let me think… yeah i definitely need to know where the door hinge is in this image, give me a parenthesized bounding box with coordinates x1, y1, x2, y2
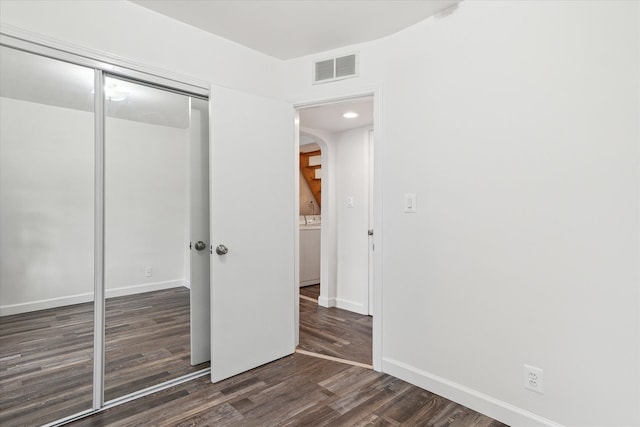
(368, 229, 374, 236)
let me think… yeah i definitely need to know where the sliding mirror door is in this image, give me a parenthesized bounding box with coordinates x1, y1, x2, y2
(0, 46, 96, 425)
(103, 76, 209, 401)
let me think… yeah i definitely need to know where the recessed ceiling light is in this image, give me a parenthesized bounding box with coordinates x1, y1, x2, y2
(104, 84, 128, 102)
(343, 112, 358, 119)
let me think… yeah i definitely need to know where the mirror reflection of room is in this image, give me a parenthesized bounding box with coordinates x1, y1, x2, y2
(0, 46, 210, 426)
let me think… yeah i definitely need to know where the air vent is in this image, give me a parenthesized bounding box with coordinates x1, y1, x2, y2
(315, 59, 335, 82)
(313, 53, 358, 84)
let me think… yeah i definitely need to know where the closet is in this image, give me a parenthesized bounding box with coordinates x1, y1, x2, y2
(0, 39, 210, 426)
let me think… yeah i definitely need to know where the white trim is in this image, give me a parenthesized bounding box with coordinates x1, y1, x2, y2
(93, 69, 106, 409)
(294, 109, 301, 348)
(299, 295, 317, 304)
(299, 279, 320, 287)
(0, 280, 187, 316)
(369, 87, 383, 372)
(295, 349, 372, 369)
(382, 358, 565, 427)
(42, 368, 211, 427)
(106, 280, 187, 299)
(317, 295, 336, 308)
(335, 298, 367, 315)
(0, 24, 209, 97)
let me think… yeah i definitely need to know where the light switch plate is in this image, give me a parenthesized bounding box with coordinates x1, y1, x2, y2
(404, 193, 416, 213)
(347, 196, 354, 208)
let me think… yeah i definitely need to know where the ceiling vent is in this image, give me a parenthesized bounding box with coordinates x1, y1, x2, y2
(313, 53, 358, 84)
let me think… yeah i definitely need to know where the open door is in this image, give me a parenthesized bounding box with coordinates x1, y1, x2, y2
(190, 98, 211, 365)
(209, 86, 295, 382)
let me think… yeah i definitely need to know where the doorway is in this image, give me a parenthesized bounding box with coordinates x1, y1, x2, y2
(295, 96, 375, 367)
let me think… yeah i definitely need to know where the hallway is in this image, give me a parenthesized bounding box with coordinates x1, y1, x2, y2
(298, 285, 372, 366)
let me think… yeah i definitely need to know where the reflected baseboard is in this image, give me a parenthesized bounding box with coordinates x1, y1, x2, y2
(0, 280, 187, 316)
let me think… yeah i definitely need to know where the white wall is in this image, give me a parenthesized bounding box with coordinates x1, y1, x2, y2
(287, 2, 640, 426)
(0, 97, 189, 315)
(104, 116, 188, 297)
(0, 97, 94, 313)
(0, 0, 284, 98)
(335, 126, 372, 314)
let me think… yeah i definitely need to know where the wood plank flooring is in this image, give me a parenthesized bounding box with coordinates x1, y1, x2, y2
(300, 284, 320, 300)
(104, 288, 208, 401)
(0, 287, 206, 426)
(69, 352, 508, 427)
(3, 285, 509, 427)
(0, 299, 95, 426)
(298, 285, 372, 365)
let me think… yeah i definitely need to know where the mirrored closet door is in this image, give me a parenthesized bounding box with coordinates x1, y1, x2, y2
(0, 41, 210, 427)
(103, 76, 210, 401)
(0, 46, 96, 426)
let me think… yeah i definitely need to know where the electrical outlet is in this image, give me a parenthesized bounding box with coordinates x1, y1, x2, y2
(144, 266, 152, 278)
(524, 364, 544, 394)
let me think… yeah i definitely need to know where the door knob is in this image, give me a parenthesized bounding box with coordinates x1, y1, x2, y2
(215, 244, 229, 255)
(194, 241, 206, 251)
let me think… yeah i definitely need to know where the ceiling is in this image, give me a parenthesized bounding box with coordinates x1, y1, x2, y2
(299, 97, 373, 134)
(130, 0, 460, 60)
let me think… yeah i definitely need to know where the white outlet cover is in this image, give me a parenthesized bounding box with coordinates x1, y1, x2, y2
(524, 364, 544, 394)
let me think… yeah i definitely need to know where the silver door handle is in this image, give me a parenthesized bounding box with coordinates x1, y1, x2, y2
(215, 245, 229, 255)
(194, 241, 207, 251)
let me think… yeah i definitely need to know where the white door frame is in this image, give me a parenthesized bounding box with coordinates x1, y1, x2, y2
(292, 88, 383, 371)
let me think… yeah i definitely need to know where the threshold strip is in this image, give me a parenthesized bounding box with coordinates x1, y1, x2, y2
(299, 295, 317, 303)
(295, 348, 373, 369)
(43, 368, 211, 427)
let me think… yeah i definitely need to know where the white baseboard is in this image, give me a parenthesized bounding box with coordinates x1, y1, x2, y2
(317, 295, 335, 308)
(0, 280, 186, 316)
(335, 297, 367, 315)
(106, 280, 186, 299)
(382, 358, 565, 427)
(299, 279, 320, 287)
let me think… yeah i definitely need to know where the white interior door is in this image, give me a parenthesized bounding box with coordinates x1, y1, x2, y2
(190, 98, 211, 365)
(209, 86, 295, 382)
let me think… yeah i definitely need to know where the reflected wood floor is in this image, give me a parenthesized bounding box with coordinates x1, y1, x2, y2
(298, 285, 372, 365)
(104, 288, 208, 401)
(0, 287, 206, 426)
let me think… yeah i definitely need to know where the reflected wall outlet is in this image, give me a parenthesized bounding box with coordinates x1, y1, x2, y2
(524, 364, 544, 394)
(144, 266, 152, 278)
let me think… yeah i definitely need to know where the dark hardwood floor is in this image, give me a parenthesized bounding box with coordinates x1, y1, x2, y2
(298, 284, 372, 365)
(69, 352, 508, 427)
(104, 288, 208, 401)
(0, 287, 207, 426)
(2, 285, 508, 427)
(300, 284, 320, 300)
(0, 299, 94, 426)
